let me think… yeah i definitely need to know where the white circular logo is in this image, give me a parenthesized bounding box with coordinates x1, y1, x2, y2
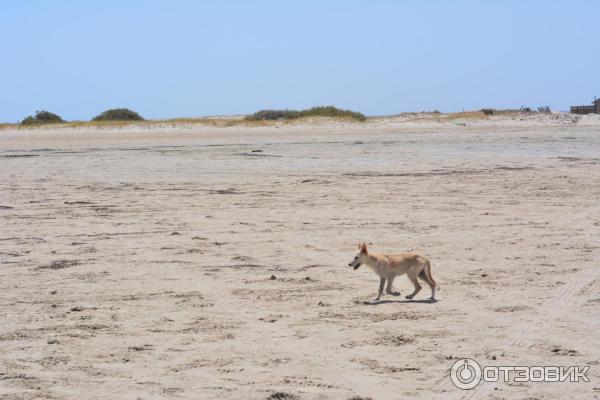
(450, 358, 482, 390)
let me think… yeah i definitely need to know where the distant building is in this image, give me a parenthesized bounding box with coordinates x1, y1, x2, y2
(570, 97, 599, 114)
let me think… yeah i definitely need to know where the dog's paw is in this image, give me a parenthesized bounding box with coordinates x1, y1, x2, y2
(387, 291, 401, 296)
(405, 294, 414, 300)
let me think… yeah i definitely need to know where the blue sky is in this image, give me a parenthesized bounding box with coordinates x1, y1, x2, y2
(1, 0, 598, 121)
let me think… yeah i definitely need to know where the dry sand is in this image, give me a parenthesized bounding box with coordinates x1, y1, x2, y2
(1, 113, 600, 399)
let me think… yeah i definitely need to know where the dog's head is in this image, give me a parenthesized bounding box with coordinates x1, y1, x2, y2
(348, 242, 368, 270)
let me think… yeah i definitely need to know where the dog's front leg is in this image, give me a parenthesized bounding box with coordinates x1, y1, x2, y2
(376, 276, 385, 301)
(386, 276, 400, 296)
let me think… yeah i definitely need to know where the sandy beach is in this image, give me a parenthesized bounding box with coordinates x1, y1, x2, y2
(1, 113, 599, 399)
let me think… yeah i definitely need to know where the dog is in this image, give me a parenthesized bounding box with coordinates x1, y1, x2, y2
(348, 242, 438, 301)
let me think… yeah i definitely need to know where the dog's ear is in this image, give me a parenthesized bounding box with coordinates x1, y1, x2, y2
(360, 242, 368, 254)
(357, 241, 362, 250)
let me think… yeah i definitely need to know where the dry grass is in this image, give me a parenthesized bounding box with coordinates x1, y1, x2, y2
(0, 119, 237, 130)
(0, 123, 19, 130)
(439, 111, 491, 120)
(391, 110, 543, 122)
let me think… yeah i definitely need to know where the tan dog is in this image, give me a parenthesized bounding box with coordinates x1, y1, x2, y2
(348, 242, 438, 301)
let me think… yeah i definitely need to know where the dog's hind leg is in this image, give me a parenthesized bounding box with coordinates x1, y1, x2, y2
(419, 261, 438, 300)
(405, 269, 422, 300)
(419, 269, 436, 300)
(385, 276, 400, 296)
(376, 276, 386, 301)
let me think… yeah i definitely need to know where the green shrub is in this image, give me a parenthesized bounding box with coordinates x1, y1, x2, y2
(246, 106, 366, 121)
(92, 108, 144, 121)
(301, 106, 366, 121)
(21, 116, 36, 125)
(246, 109, 302, 121)
(21, 110, 64, 125)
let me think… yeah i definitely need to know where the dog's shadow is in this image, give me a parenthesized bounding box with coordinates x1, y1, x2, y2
(362, 298, 438, 305)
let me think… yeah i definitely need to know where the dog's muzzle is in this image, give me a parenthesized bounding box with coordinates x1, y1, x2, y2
(349, 263, 361, 270)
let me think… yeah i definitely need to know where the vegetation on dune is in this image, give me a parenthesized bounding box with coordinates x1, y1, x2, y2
(301, 106, 366, 121)
(247, 109, 302, 121)
(92, 108, 144, 121)
(21, 110, 64, 125)
(246, 106, 366, 121)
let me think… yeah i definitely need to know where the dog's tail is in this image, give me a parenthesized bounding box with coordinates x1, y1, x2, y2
(419, 260, 439, 289)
